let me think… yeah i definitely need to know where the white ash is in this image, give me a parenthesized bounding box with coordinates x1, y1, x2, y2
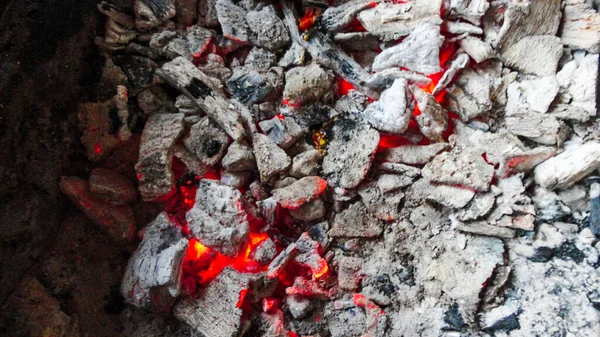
(556, 52, 599, 116)
(363, 78, 412, 134)
(506, 76, 560, 115)
(372, 22, 443, 75)
(502, 35, 563, 76)
(220, 170, 251, 190)
(319, 0, 383, 33)
(561, 1, 600, 53)
(289, 197, 326, 222)
(505, 112, 570, 146)
(432, 53, 469, 95)
(446, 68, 492, 121)
(408, 178, 476, 209)
(535, 142, 600, 190)
(286, 295, 313, 320)
(459, 36, 494, 64)
(381, 143, 449, 166)
(377, 173, 415, 194)
(271, 176, 326, 209)
(454, 191, 497, 222)
(442, 20, 483, 35)
(444, 0, 489, 26)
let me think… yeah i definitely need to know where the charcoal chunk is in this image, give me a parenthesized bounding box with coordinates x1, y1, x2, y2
(253, 133, 291, 182)
(246, 5, 290, 51)
(184, 117, 230, 166)
(227, 67, 274, 105)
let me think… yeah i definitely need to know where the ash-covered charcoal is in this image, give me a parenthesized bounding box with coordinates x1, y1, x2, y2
(496, 214, 535, 231)
(453, 219, 516, 239)
(149, 26, 213, 60)
(184, 116, 230, 166)
(253, 133, 292, 183)
(411, 85, 448, 143)
(502, 35, 563, 76)
(372, 22, 443, 75)
(135, 113, 185, 201)
(267, 243, 297, 279)
(556, 53, 599, 116)
(121, 212, 188, 309)
(245, 47, 276, 72)
(322, 119, 380, 189)
(134, 0, 176, 31)
(377, 173, 415, 193)
(422, 148, 494, 192)
(246, 5, 290, 51)
(455, 192, 497, 222)
(378, 162, 421, 178)
(329, 201, 383, 238)
(278, 42, 306, 68)
(60, 176, 136, 242)
(89, 168, 137, 206)
(381, 143, 449, 166)
(285, 276, 331, 299)
(174, 268, 249, 337)
(287, 104, 340, 128)
(318, 0, 382, 32)
(221, 141, 255, 172)
(157, 57, 247, 141)
(358, 181, 404, 221)
(505, 113, 569, 146)
(560, 1, 600, 53)
(198, 56, 234, 85)
(334, 32, 380, 52)
(282, 63, 335, 106)
(220, 170, 251, 189)
(446, 68, 492, 121)
(442, 20, 482, 35)
(534, 142, 600, 191)
(286, 295, 313, 319)
(337, 256, 363, 291)
(444, 0, 489, 25)
(368, 68, 433, 90)
(272, 176, 327, 209)
(459, 36, 494, 64)
(186, 180, 250, 256)
(290, 150, 323, 178)
(409, 178, 475, 209)
(215, 0, 251, 44)
(227, 67, 274, 105)
(506, 76, 560, 115)
(357, 1, 443, 42)
(326, 302, 367, 337)
(250, 238, 277, 265)
(258, 116, 303, 149)
(363, 78, 412, 134)
(589, 183, 600, 235)
(432, 53, 469, 96)
(289, 197, 326, 221)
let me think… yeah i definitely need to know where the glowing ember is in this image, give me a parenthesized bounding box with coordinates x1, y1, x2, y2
(298, 7, 320, 31)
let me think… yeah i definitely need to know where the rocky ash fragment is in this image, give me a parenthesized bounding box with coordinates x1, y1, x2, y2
(272, 176, 327, 209)
(59, 176, 136, 242)
(174, 268, 249, 337)
(186, 180, 250, 257)
(135, 113, 185, 201)
(253, 133, 291, 183)
(121, 212, 188, 309)
(534, 142, 600, 190)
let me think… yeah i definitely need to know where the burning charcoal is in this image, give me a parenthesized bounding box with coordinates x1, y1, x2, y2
(186, 180, 250, 256)
(89, 168, 137, 206)
(495, 0, 561, 52)
(409, 202, 443, 229)
(220, 170, 251, 189)
(357, 1, 443, 42)
(455, 192, 496, 222)
(290, 150, 323, 178)
(278, 42, 306, 68)
(3, 278, 76, 337)
(453, 220, 516, 239)
(289, 197, 326, 221)
(499, 147, 556, 178)
(534, 142, 600, 190)
(184, 116, 230, 166)
(272, 176, 327, 209)
(253, 133, 292, 183)
(411, 85, 448, 143)
(446, 68, 492, 121)
(294, 251, 329, 279)
(352, 293, 387, 337)
(215, 0, 251, 43)
(221, 141, 255, 172)
(322, 119, 380, 189)
(409, 178, 475, 208)
(590, 183, 600, 235)
(245, 47, 276, 72)
(364, 78, 412, 134)
(502, 35, 563, 76)
(174, 268, 249, 337)
(198, 0, 219, 27)
(358, 181, 404, 221)
(285, 276, 331, 299)
(422, 148, 494, 192)
(337, 256, 363, 291)
(329, 201, 383, 238)
(250, 181, 269, 201)
(334, 32, 380, 51)
(138, 86, 176, 114)
(318, 0, 382, 32)
(258, 197, 278, 226)
(134, 0, 176, 31)
(444, 0, 489, 25)
(282, 63, 334, 106)
(506, 76, 560, 115)
(246, 5, 290, 51)
(157, 57, 247, 141)
(227, 67, 274, 105)
(372, 22, 443, 75)
(78, 100, 121, 162)
(377, 174, 414, 193)
(459, 36, 494, 64)
(326, 302, 367, 337)
(561, 1, 600, 53)
(286, 295, 313, 319)
(135, 113, 185, 201)
(505, 113, 569, 146)
(442, 20, 482, 35)
(267, 243, 297, 278)
(259, 116, 303, 149)
(432, 53, 469, 95)
(250, 237, 277, 265)
(381, 143, 449, 166)
(121, 212, 188, 308)
(59, 176, 135, 242)
(557, 53, 599, 115)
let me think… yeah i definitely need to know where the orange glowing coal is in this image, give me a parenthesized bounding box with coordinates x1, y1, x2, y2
(299, 7, 320, 31)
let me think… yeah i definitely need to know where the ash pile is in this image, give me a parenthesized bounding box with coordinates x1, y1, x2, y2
(57, 0, 600, 336)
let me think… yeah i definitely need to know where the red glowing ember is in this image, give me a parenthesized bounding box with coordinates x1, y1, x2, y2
(299, 7, 320, 31)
